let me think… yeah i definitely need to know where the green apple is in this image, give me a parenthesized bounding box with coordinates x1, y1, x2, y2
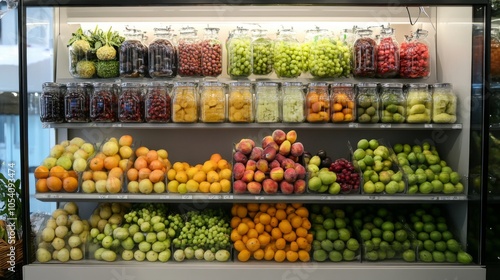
(357, 139, 369, 150)
(70, 137, 86, 147)
(122, 249, 134, 261)
(328, 182, 341, 194)
(319, 171, 336, 185)
(73, 158, 87, 172)
(56, 156, 73, 170)
(73, 149, 89, 160)
(369, 139, 379, 150)
(308, 177, 322, 191)
(42, 157, 57, 169)
(309, 155, 321, 167)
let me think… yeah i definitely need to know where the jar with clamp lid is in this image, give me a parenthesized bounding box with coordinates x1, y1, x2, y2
(376, 27, 400, 78)
(353, 29, 377, 78)
(64, 82, 90, 123)
(406, 83, 431, 123)
(228, 82, 254, 123)
(330, 83, 355, 123)
(400, 29, 431, 78)
(118, 82, 143, 122)
(201, 27, 223, 77)
(40, 82, 65, 123)
(255, 82, 280, 123)
(178, 27, 202, 77)
(251, 28, 273, 76)
(356, 83, 379, 123)
(120, 27, 148, 78)
(145, 82, 171, 123)
(199, 81, 226, 123)
(282, 82, 305, 123)
(308, 29, 344, 78)
(431, 83, 457, 123)
(227, 27, 252, 78)
(172, 82, 198, 123)
(380, 83, 406, 123)
(273, 28, 303, 78)
(306, 82, 330, 123)
(90, 83, 117, 122)
(148, 27, 177, 78)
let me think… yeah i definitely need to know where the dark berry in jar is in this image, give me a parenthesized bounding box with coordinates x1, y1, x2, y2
(376, 37, 399, 78)
(120, 40, 148, 78)
(40, 83, 65, 123)
(145, 89, 171, 123)
(178, 41, 202, 77)
(64, 84, 89, 123)
(200, 39, 222, 77)
(148, 39, 177, 78)
(399, 41, 430, 78)
(119, 88, 143, 122)
(90, 85, 117, 122)
(353, 37, 377, 78)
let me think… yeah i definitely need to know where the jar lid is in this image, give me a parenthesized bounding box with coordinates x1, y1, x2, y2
(92, 82, 113, 87)
(330, 82, 354, 88)
(430, 83, 452, 88)
(121, 82, 141, 88)
(308, 82, 329, 87)
(256, 81, 279, 87)
(357, 82, 378, 88)
(201, 81, 224, 87)
(406, 83, 428, 88)
(229, 81, 252, 87)
(381, 83, 403, 88)
(66, 82, 79, 87)
(282, 82, 303, 87)
(42, 82, 62, 88)
(147, 81, 168, 87)
(174, 81, 197, 87)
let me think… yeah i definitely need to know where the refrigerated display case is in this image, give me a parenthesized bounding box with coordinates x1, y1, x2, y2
(19, 1, 489, 279)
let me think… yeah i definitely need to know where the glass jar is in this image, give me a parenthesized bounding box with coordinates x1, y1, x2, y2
(145, 82, 171, 123)
(273, 28, 303, 78)
(119, 29, 148, 78)
(251, 28, 273, 76)
(301, 28, 321, 73)
(228, 82, 254, 123)
(309, 29, 343, 78)
(255, 82, 280, 123)
(227, 27, 252, 78)
(356, 82, 379, 123)
(282, 82, 305, 123)
(148, 28, 177, 78)
(431, 83, 457, 123)
(306, 82, 330, 123)
(199, 82, 226, 123)
(172, 82, 198, 123)
(400, 29, 431, 78)
(338, 29, 354, 77)
(118, 82, 143, 122)
(353, 29, 377, 78)
(330, 83, 355, 123)
(492, 28, 500, 80)
(380, 83, 406, 123)
(376, 27, 400, 78)
(406, 83, 431, 123)
(64, 83, 89, 123)
(90, 83, 117, 122)
(200, 27, 223, 77)
(178, 28, 202, 77)
(68, 31, 96, 79)
(40, 82, 65, 123)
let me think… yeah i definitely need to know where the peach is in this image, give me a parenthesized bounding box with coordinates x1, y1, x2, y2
(118, 135, 133, 147)
(242, 170, 255, 183)
(284, 168, 297, 183)
(233, 151, 248, 164)
(149, 169, 165, 183)
(233, 180, 247, 194)
(236, 139, 255, 155)
(290, 142, 305, 157)
(262, 179, 278, 194)
(249, 147, 264, 161)
(289, 155, 299, 163)
(293, 179, 307, 194)
(245, 160, 257, 171)
(275, 154, 286, 165)
(233, 162, 246, 180)
(106, 177, 122, 193)
(281, 158, 296, 169)
(279, 181, 294, 194)
(269, 160, 281, 170)
(261, 136, 275, 149)
(138, 168, 152, 180)
(294, 164, 307, 180)
(256, 159, 269, 173)
(254, 170, 266, 183)
(272, 129, 286, 145)
(247, 181, 262, 194)
(263, 146, 277, 161)
(286, 130, 297, 144)
(270, 167, 284, 182)
(279, 140, 291, 156)
(267, 141, 279, 151)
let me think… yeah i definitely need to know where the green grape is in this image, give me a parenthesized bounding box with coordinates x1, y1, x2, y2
(251, 38, 273, 75)
(273, 40, 303, 78)
(228, 37, 252, 77)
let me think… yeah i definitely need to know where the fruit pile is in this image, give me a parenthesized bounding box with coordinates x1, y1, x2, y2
(232, 129, 306, 194)
(170, 209, 231, 262)
(406, 206, 472, 263)
(306, 150, 339, 194)
(82, 135, 135, 193)
(352, 207, 416, 262)
(126, 147, 171, 194)
(393, 142, 463, 194)
(36, 203, 90, 262)
(310, 205, 360, 262)
(34, 137, 95, 193)
(166, 153, 232, 194)
(353, 139, 405, 194)
(231, 203, 312, 262)
(330, 158, 361, 194)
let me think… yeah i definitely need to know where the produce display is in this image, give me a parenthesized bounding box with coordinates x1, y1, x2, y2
(310, 205, 360, 262)
(431, 83, 457, 123)
(356, 83, 380, 123)
(178, 29, 203, 77)
(330, 84, 355, 123)
(64, 83, 90, 123)
(228, 82, 254, 123)
(199, 82, 226, 123)
(353, 139, 405, 194)
(376, 28, 399, 78)
(200, 27, 223, 77)
(36, 203, 90, 263)
(255, 82, 280, 123)
(144, 82, 171, 123)
(273, 29, 303, 78)
(306, 83, 330, 123)
(172, 82, 198, 123)
(40, 82, 65, 123)
(353, 30, 377, 78)
(380, 83, 406, 123)
(232, 129, 306, 194)
(281, 82, 305, 123)
(393, 142, 464, 194)
(406, 84, 432, 123)
(118, 83, 144, 122)
(399, 30, 430, 79)
(34, 137, 94, 193)
(90, 83, 118, 122)
(251, 29, 273, 75)
(148, 29, 177, 78)
(227, 29, 252, 77)
(231, 203, 312, 262)
(126, 147, 171, 194)
(119, 29, 148, 78)
(166, 153, 232, 194)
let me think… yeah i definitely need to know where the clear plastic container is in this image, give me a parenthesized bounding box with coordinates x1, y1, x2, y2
(330, 83, 355, 123)
(227, 27, 252, 78)
(306, 82, 330, 123)
(353, 29, 377, 78)
(145, 82, 171, 123)
(308, 29, 344, 78)
(90, 82, 117, 122)
(273, 28, 303, 78)
(119, 28, 148, 78)
(251, 28, 273, 76)
(118, 82, 144, 122)
(199, 81, 226, 123)
(376, 27, 400, 78)
(356, 82, 379, 123)
(172, 81, 198, 123)
(200, 27, 223, 77)
(399, 29, 431, 79)
(431, 83, 457, 123)
(228, 82, 254, 123)
(255, 82, 280, 123)
(64, 83, 90, 123)
(282, 82, 305, 123)
(148, 27, 177, 78)
(406, 83, 431, 123)
(380, 83, 406, 123)
(178, 27, 202, 77)
(40, 82, 65, 123)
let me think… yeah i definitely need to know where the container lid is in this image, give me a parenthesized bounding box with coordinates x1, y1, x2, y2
(121, 82, 141, 88)
(147, 81, 168, 87)
(330, 82, 354, 87)
(201, 81, 224, 87)
(43, 82, 63, 88)
(282, 82, 303, 87)
(66, 82, 79, 87)
(174, 81, 197, 87)
(256, 81, 279, 87)
(357, 82, 378, 88)
(229, 81, 252, 87)
(406, 83, 428, 88)
(381, 83, 403, 88)
(308, 82, 329, 87)
(430, 83, 452, 88)
(92, 82, 113, 88)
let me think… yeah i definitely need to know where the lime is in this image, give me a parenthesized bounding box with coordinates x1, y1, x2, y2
(430, 231, 442, 242)
(313, 214, 325, 224)
(316, 229, 327, 241)
(346, 238, 360, 251)
(395, 222, 404, 231)
(363, 222, 375, 230)
(379, 241, 390, 252)
(312, 240, 322, 251)
(352, 219, 363, 230)
(402, 240, 412, 250)
(403, 144, 412, 154)
(423, 222, 436, 233)
(371, 228, 382, 238)
(321, 239, 334, 252)
(381, 221, 395, 232)
(413, 240, 423, 250)
(403, 249, 416, 262)
(432, 251, 446, 262)
(357, 139, 370, 150)
(343, 249, 356, 261)
(313, 249, 328, 262)
(457, 251, 473, 264)
(386, 249, 396, 259)
(377, 250, 387, 260)
(365, 251, 378, 261)
(335, 218, 347, 229)
(413, 221, 424, 232)
(442, 231, 453, 241)
(422, 214, 434, 223)
(373, 217, 384, 228)
(423, 240, 435, 251)
(360, 229, 372, 241)
(328, 250, 343, 262)
(419, 250, 433, 262)
(327, 229, 339, 240)
(445, 250, 457, 262)
(435, 241, 447, 252)
(417, 232, 430, 241)
(311, 205, 321, 214)
(382, 231, 395, 242)
(333, 240, 345, 251)
(369, 139, 379, 150)
(323, 218, 335, 230)
(446, 239, 461, 253)
(371, 237, 382, 249)
(364, 240, 374, 251)
(437, 222, 448, 232)
(391, 240, 403, 252)
(338, 228, 351, 241)
(393, 143, 403, 153)
(395, 229, 408, 242)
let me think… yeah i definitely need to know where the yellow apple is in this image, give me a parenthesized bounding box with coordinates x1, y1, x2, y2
(127, 181, 140, 193)
(50, 145, 65, 158)
(65, 144, 80, 154)
(106, 177, 122, 193)
(72, 158, 87, 172)
(102, 141, 119, 156)
(153, 181, 166, 193)
(95, 180, 107, 193)
(73, 149, 89, 160)
(81, 180, 96, 193)
(119, 146, 133, 159)
(138, 179, 153, 194)
(70, 137, 86, 147)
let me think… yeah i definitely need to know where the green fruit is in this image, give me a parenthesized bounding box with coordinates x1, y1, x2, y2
(316, 229, 327, 241)
(432, 251, 446, 262)
(419, 250, 433, 262)
(365, 251, 378, 261)
(343, 249, 356, 261)
(353, 149, 366, 161)
(395, 230, 408, 242)
(418, 232, 430, 241)
(435, 241, 447, 252)
(333, 240, 345, 251)
(371, 228, 382, 238)
(346, 238, 360, 251)
(393, 144, 403, 153)
(377, 250, 387, 260)
(419, 182, 433, 194)
(329, 250, 343, 262)
(338, 228, 351, 242)
(369, 139, 379, 150)
(308, 177, 322, 191)
(312, 240, 322, 251)
(382, 231, 394, 242)
(357, 139, 370, 150)
(423, 222, 436, 233)
(379, 241, 390, 252)
(457, 251, 473, 264)
(327, 229, 339, 240)
(430, 231, 442, 242)
(360, 229, 371, 241)
(423, 240, 435, 251)
(364, 240, 374, 251)
(321, 239, 335, 252)
(445, 250, 457, 262)
(313, 249, 328, 262)
(335, 218, 346, 229)
(385, 181, 399, 194)
(392, 241, 403, 252)
(446, 239, 461, 253)
(442, 231, 454, 241)
(437, 223, 448, 232)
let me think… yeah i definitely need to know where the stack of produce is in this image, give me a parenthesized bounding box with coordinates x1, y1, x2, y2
(126, 147, 171, 194)
(231, 203, 312, 262)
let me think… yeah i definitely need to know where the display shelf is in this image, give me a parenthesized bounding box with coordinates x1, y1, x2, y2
(41, 122, 463, 130)
(35, 192, 468, 203)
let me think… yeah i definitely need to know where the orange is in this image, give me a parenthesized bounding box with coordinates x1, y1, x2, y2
(67, 170, 78, 178)
(296, 227, 308, 238)
(287, 213, 297, 222)
(264, 248, 275, 261)
(275, 209, 287, 221)
(231, 217, 241, 229)
(209, 182, 222, 194)
(295, 207, 309, 218)
(172, 162, 185, 172)
(49, 166, 66, 179)
(258, 234, 271, 246)
(275, 203, 287, 210)
(109, 167, 123, 179)
(286, 251, 299, 262)
(241, 217, 251, 224)
(291, 216, 303, 229)
(149, 159, 164, 171)
(236, 206, 248, 218)
(255, 223, 265, 234)
(275, 238, 286, 250)
(149, 170, 165, 183)
(134, 157, 148, 170)
(237, 223, 249, 235)
(237, 249, 251, 262)
(218, 169, 232, 181)
(135, 146, 149, 157)
(246, 220, 255, 229)
(342, 108, 352, 115)
(259, 213, 271, 225)
(333, 103, 343, 112)
(174, 171, 188, 183)
(104, 156, 119, 170)
(345, 114, 353, 121)
(301, 219, 312, 230)
(62, 176, 78, 192)
(247, 203, 259, 212)
(271, 228, 283, 240)
(138, 168, 152, 180)
(145, 150, 158, 163)
(210, 153, 222, 164)
(286, 205, 296, 215)
(248, 211, 257, 219)
(118, 135, 133, 146)
(34, 166, 49, 179)
(192, 171, 207, 183)
(278, 220, 293, 234)
(253, 212, 262, 224)
(167, 169, 176, 181)
(181, 162, 190, 171)
(217, 159, 230, 170)
(289, 241, 299, 252)
(270, 217, 279, 228)
(246, 238, 260, 252)
(267, 206, 277, 217)
(247, 228, 258, 239)
(298, 250, 310, 262)
(82, 171, 93, 181)
(89, 157, 104, 171)
(291, 203, 303, 209)
(307, 92, 319, 104)
(231, 204, 240, 216)
(202, 161, 216, 174)
(259, 204, 269, 213)
(305, 234, 314, 244)
(253, 249, 265, 260)
(242, 235, 249, 244)
(126, 168, 139, 181)
(283, 231, 297, 242)
(46, 176, 62, 192)
(347, 100, 355, 109)
(333, 112, 345, 122)
(231, 230, 242, 242)
(206, 170, 219, 183)
(35, 179, 49, 192)
(274, 250, 286, 262)
(296, 237, 308, 249)
(234, 240, 246, 252)
(264, 225, 273, 233)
